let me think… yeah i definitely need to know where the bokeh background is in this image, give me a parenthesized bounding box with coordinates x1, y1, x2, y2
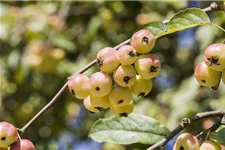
(0, 1, 225, 150)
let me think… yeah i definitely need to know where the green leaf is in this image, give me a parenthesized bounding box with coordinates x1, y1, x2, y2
(145, 8, 210, 38)
(89, 113, 170, 145)
(144, 21, 167, 37)
(210, 125, 225, 146)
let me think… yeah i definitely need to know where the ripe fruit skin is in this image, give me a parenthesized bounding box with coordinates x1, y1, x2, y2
(117, 45, 137, 65)
(204, 43, 225, 71)
(135, 54, 161, 79)
(194, 61, 221, 88)
(89, 72, 112, 97)
(68, 74, 89, 99)
(130, 75, 152, 96)
(110, 101, 134, 117)
(0, 122, 18, 148)
(83, 96, 100, 113)
(108, 85, 132, 106)
(90, 95, 110, 110)
(130, 29, 155, 54)
(200, 141, 221, 150)
(173, 133, 200, 150)
(113, 65, 136, 87)
(222, 70, 225, 84)
(10, 139, 35, 150)
(96, 47, 120, 73)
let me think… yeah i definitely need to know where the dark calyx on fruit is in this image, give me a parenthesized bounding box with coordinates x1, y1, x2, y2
(119, 113, 128, 117)
(128, 51, 136, 57)
(208, 56, 220, 66)
(118, 100, 124, 104)
(141, 36, 149, 44)
(95, 87, 100, 91)
(96, 59, 104, 67)
(123, 76, 132, 84)
(150, 66, 158, 72)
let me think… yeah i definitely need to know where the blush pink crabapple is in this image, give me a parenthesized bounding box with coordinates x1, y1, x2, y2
(117, 45, 137, 65)
(194, 61, 221, 89)
(135, 54, 161, 79)
(173, 133, 200, 150)
(113, 65, 136, 87)
(68, 74, 89, 99)
(10, 139, 35, 150)
(96, 47, 120, 73)
(130, 75, 153, 96)
(204, 43, 225, 71)
(0, 122, 18, 148)
(89, 94, 110, 110)
(108, 85, 132, 106)
(83, 96, 101, 113)
(110, 100, 134, 117)
(130, 29, 155, 54)
(88, 72, 112, 98)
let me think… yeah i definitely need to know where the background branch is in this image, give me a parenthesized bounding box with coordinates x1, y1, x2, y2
(147, 110, 225, 150)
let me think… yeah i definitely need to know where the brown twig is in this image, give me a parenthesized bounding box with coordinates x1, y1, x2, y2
(19, 2, 223, 133)
(147, 110, 225, 150)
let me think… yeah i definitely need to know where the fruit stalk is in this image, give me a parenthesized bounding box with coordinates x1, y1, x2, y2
(18, 2, 222, 134)
(147, 110, 225, 150)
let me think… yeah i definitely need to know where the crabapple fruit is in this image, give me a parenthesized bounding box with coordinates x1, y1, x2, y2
(222, 69, 225, 84)
(200, 140, 221, 150)
(130, 29, 155, 54)
(96, 47, 120, 73)
(110, 100, 134, 117)
(108, 85, 132, 106)
(68, 74, 89, 99)
(117, 45, 137, 65)
(89, 72, 112, 97)
(83, 96, 100, 113)
(10, 139, 35, 150)
(173, 133, 200, 150)
(90, 95, 110, 110)
(204, 43, 225, 71)
(113, 65, 136, 87)
(0, 122, 18, 148)
(194, 61, 221, 89)
(135, 54, 161, 79)
(130, 75, 152, 96)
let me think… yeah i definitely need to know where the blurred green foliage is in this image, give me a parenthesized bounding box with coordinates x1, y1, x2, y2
(0, 1, 225, 150)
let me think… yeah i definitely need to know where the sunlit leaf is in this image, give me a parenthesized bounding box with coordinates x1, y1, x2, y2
(145, 8, 210, 38)
(89, 113, 170, 145)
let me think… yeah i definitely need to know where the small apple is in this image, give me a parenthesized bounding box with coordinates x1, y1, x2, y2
(200, 140, 221, 150)
(0, 122, 18, 148)
(10, 139, 35, 150)
(173, 133, 199, 150)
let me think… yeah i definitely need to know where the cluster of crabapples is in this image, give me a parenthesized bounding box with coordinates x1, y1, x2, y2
(195, 43, 225, 89)
(0, 122, 35, 150)
(68, 29, 161, 117)
(173, 133, 223, 150)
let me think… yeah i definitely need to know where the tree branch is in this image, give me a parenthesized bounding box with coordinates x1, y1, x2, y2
(147, 110, 225, 150)
(18, 2, 223, 133)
